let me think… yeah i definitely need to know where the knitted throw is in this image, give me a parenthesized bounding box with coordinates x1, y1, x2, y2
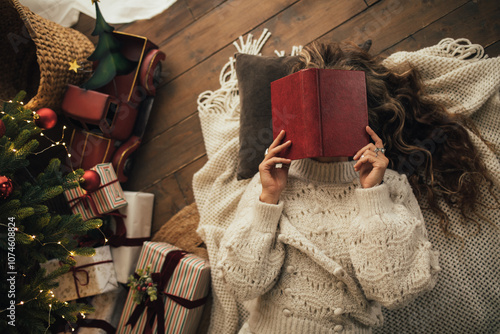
(193, 34, 500, 334)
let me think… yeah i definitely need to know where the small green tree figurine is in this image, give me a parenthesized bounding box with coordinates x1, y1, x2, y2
(0, 92, 102, 333)
(82, 0, 137, 90)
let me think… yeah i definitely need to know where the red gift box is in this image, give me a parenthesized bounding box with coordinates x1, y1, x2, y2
(117, 242, 210, 334)
(64, 163, 127, 221)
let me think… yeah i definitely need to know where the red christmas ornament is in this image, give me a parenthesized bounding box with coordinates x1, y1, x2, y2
(0, 119, 5, 138)
(80, 170, 101, 192)
(35, 108, 58, 129)
(0, 176, 13, 199)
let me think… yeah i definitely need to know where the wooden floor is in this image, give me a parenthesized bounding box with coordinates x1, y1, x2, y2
(73, 0, 500, 235)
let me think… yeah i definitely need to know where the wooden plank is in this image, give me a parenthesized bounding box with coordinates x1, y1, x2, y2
(141, 155, 207, 234)
(120, 1, 195, 46)
(485, 40, 500, 57)
(365, 0, 381, 6)
(125, 113, 206, 190)
(144, 0, 367, 143)
(247, 0, 367, 54)
(142, 175, 187, 235)
(175, 155, 208, 203)
(318, 0, 469, 55)
(381, 0, 500, 56)
(143, 45, 235, 143)
(158, 0, 299, 81)
(184, 0, 228, 20)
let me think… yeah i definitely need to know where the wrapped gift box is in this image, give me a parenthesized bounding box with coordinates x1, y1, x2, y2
(41, 246, 120, 301)
(78, 285, 128, 334)
(63, 163, 127, 221)
(117, 242, 211, 334)
(109, 191, 154, 283)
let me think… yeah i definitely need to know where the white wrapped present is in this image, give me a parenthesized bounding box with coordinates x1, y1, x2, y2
(41, 246, 119, 301)
(108, 191, 154, 283)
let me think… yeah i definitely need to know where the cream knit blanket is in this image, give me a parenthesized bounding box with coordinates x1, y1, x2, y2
(193, 33, 500, 334)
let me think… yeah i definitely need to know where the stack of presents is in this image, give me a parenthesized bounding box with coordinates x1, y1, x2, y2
(41, 163, 210, 333)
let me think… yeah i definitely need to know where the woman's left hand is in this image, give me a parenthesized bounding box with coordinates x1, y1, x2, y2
(353, 126, 389, 188)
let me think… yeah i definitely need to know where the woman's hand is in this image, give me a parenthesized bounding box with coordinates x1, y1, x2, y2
(353, 126, 389, 188)
(259, 130, 292, 204)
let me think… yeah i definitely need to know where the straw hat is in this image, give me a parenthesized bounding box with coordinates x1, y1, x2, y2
(0, 0, 94, 112)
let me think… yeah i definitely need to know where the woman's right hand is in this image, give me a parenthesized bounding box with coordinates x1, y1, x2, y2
(259, 130, 292, 204)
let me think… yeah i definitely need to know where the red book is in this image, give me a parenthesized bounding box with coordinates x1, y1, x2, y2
(271, 68, 370, 160)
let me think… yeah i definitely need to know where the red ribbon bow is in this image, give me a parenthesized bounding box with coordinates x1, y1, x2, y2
(68, 179, 119, 217)
(126, 250, 208, 334)
(62, 260, 114, 299)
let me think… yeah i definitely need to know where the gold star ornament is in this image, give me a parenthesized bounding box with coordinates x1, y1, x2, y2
(68, 59, 81, 73)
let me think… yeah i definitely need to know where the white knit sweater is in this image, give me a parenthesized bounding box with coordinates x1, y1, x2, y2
(193, 36, 500, 334)
(217, 159, 439, 334)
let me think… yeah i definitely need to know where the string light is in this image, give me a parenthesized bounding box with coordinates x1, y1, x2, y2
(34, 124, 73, 169)
(0, 289, 44, 312)
(0, 223, 77, 255)
(44, 303, 52, 334)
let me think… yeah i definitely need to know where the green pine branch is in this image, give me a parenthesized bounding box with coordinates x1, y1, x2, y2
(0, 92, 102, 334)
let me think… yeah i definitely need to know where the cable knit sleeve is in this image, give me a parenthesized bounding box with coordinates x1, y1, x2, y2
(217, 180, 286, 301)
(349, 172, 440, 309)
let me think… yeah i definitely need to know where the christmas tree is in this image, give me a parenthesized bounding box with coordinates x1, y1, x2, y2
(0, 92, 102, 333)
(81, 1, 137, 90)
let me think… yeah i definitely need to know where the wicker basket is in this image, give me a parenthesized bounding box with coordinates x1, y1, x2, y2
(0, 0, 94, 113)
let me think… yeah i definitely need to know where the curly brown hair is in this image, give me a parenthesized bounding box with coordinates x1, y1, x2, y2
(292, 41, 498, 235)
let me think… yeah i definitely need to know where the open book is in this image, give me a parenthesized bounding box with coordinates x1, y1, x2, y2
(271, 68, 370, 160)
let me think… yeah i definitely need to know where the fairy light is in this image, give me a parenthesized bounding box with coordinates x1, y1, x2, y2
(34, 125, 73, 169)
(1, 223, 77, 255)
(44, 304, 52, 334)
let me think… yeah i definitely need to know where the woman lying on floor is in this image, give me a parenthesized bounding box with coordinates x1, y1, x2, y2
(194, 38, 500, 334)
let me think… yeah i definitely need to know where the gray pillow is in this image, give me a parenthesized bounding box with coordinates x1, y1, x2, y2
(235, 53, 299, 180)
